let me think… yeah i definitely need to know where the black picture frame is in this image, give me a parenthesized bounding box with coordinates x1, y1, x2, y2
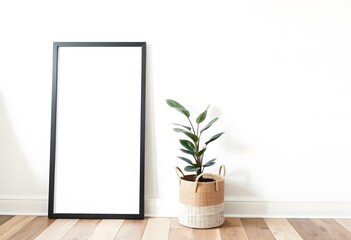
(48, 42, 146, 219)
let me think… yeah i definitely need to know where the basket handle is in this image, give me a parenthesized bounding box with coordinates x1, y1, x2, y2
(194, 173, 220, 193)
(219, 165, 226, 177)
(175, 166, 185, 179)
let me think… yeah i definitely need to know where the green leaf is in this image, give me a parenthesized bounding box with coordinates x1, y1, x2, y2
(173, 128, 199, 143)
(184, 165, 200, 172)
(195, 148, 206, 157)
(200, 117, 218, 134)
(184, 132, 198, 143)
(173, 128, 187, 133)
(196, 105, 210, 124)
(203, 158, 217, 167)
(179, 139, 196, 152)
(205, 132, 225, 145)
(172, 123, 191, 131)
(166, 99, 190, 117)
(177, 156, 193, 165)
(180, 148, 195, 156)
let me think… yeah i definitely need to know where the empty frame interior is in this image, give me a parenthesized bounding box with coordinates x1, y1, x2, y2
(49, 42, 146, 218)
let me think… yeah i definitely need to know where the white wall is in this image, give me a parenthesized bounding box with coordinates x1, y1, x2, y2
(1, 0, 351, 217)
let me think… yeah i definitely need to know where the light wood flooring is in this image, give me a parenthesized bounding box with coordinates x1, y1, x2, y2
(0, 216, 351, 239)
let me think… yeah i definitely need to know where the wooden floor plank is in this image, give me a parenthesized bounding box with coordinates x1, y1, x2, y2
(336, 219, 351, 232)
(311, 219, 351, 240)
(194, 228, 221, 240)
(61, 219, 100, 240)
(264, 218, 303, 240)
(0, 216, 13, 226)
(141, 217, 171, 240)
(0, 215, 36, 239)
(288, 218, 329, 240)
(241, 218, 276, 240)
(8, 216, 54, 240)
(35, 219, 78, 240)
(0, 216, 350, 240)
(114, 219, 148, 240)
(219, 218, 248, 240)
(168, 217, 194, 240)
(89, 219, 124, 240)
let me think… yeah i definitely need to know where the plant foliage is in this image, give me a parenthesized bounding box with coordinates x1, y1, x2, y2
(166, 99, 224, 176)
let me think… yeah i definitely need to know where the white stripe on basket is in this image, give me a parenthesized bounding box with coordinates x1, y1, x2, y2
(178, 203, 225, 228)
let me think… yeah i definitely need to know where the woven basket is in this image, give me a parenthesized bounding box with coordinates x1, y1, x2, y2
(176, 165, 226, 228)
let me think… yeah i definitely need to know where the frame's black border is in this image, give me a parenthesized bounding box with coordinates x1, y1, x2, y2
(48, 42, 146, 219)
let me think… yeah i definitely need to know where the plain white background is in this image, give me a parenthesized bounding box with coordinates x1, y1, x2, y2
(54, 46, 141, 214)
(0, 0, 350, 216)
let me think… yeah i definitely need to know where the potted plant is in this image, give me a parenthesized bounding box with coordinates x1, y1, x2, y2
(166, 99, 226, 228)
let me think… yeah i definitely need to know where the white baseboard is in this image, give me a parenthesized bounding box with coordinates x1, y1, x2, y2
(223, 201, 351, 218)
(0, 196, 48, 216)
(1, 196, 350, 218)
(145, 198, 351, 218)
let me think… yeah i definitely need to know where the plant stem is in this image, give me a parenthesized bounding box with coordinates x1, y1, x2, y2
(187, 117, 196, 135)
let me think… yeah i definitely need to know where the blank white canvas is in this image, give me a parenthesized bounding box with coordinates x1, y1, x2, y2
(54, 46, 142, 214)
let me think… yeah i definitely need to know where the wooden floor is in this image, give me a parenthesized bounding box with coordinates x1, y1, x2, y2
(0, 216, 351, 240)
